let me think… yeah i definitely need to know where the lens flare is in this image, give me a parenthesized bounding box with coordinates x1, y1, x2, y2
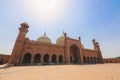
(23, 0, 69, 24)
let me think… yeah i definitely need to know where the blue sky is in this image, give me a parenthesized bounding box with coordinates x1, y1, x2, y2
(0, 0, 120, 58)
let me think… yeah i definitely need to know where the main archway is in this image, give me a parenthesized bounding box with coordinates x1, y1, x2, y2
(69, 44, 80, 63)
(22, 53, 31, 63)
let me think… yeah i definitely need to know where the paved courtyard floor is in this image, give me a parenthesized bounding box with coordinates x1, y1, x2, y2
(0, 63, 120, 80)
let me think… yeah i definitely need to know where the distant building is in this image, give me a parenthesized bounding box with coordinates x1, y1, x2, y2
(103, 58, 120, 63)
(0, 54, 10, 64)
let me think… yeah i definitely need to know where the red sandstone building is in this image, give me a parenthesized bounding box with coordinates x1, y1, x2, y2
(103, 58, 120, 63)
(1, 23, 120, 65)
(8, 22, 103, 65)
(0, 54, 10, 64)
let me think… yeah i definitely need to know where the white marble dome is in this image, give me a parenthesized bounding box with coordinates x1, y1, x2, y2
(37, 33, 51, 43)
(56, 34, 65, 46)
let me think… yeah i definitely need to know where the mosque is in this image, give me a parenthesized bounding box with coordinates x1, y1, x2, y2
(7, 22, 103, 65)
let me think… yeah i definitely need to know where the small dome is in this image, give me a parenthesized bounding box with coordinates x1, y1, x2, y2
(37, 33, 51, 43)
(56, 34, 65, 46)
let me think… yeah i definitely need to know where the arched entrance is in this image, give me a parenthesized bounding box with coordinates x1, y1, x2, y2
(43, 54, 49, 63)
(34, 54, 41, 63)
(70, 44, 80, 63)
(87, 57, 90, 64)
(52, 55, 57, 63)
(0, 59, 3, 64)
(94, 57, 97, 64)
(106, 60, 108, 63)
(83, 56, 87, 63)
(59, 55, 63, 63)
(22, 53, 31, 63)
(110, 60, 112, 63)
(97, 57, 100, 63)
(90, 57, 93, 64)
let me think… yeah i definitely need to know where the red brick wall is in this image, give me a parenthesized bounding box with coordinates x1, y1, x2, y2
(103, 58, 120, 63)
(19, 40, 65, 64)
(9, 23, 103, 65)
(0, 54, 10, 64)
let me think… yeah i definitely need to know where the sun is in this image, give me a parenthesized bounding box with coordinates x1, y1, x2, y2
(23, 0, 68, 24)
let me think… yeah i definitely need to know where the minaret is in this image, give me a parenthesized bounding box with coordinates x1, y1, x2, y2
(63, 32, 67, 64)
(92, 39, 103, 63)
(9, 22, 29, 65)
(92, 39, 97, 50)
(95, 42, 103, 63)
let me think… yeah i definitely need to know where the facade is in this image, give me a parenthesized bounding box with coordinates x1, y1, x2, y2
(8, 22, 103, 65)
(0, 54, 10, 64)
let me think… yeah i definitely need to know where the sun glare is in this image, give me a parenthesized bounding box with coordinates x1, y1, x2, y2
(23, 0, 68, 24)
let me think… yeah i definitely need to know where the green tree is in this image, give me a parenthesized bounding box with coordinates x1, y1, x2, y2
(115, 56, 120, 58)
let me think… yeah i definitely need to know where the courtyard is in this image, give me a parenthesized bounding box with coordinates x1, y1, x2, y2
(0, 64, 120, 80)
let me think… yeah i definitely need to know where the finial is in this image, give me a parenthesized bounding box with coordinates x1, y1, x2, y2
(78, 36, 81, 41)
(64, 32, 67, 37)
(92, 39, 96, 43)
(44, 31, 46, 36)
(63, 30, 65, 34)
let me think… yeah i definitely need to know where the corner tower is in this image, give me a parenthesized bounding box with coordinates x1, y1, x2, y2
(9, 22, 29, 65)
(92, 39, 103, 63)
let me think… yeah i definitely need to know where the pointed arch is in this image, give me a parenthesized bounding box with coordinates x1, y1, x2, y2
(69, 44, 80, 63)
(83, 56, 87, 63)
(94, 57, 97, 63)
(43, 54, 49, 63)
(52, 54, 57, 63)
(87, 57, 90, 64)
(90, 57, 93, 64)
(34, 53, 41, 63)
(22, 53, 31, 63)
(59, 55, 63, 63)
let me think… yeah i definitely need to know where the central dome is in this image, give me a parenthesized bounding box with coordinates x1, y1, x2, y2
(56, 34, 65, 46)
(37, 33, 51, 43)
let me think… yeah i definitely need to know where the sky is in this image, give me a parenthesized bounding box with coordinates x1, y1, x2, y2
(0, 0, 120, 58)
